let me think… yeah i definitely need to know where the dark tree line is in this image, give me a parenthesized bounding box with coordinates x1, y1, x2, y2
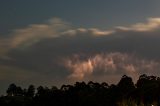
(1, 74, 160, 106)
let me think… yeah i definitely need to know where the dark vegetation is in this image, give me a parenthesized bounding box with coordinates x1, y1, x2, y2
(1, 74, 160, 106)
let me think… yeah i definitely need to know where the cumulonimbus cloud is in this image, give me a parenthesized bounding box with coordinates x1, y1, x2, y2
(64, 52, 160, 81)
(1, 17, 160, 88)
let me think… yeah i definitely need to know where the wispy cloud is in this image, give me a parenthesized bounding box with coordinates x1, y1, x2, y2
(88, 28, 115, 36)
(7, 17, 160, 50)
(10, 18, 71, 48)
(61, 28, 114, 36)
(116, 18, 160, 32)
(8, 18, 115, 49)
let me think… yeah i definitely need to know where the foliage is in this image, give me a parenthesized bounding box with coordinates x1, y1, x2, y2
(1, 75, 160, 106)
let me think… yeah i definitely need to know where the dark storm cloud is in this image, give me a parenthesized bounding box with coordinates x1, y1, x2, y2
(1, 17, 160, 86)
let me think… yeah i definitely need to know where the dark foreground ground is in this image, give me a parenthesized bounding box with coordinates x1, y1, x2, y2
(0, 74, 160, 106)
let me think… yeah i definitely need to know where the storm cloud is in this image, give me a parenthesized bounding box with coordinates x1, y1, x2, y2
(64, 52, 160, 82)
(1, 17, 160, 92)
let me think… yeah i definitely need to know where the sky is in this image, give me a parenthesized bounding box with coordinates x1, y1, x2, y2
(1, 0, 160, 94)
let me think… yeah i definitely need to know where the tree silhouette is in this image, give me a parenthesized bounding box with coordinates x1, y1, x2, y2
(6, 84, 24, 97)
(118, 75, 135, 95)
(26, 85, 35, 97)
(1, 74, 160, 106)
